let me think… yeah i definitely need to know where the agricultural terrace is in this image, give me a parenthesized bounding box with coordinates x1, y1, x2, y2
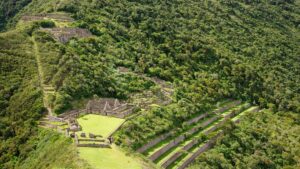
(136, 100, 260, 169)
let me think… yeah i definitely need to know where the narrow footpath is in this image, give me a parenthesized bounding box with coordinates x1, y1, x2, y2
(32, 36, 55, 116)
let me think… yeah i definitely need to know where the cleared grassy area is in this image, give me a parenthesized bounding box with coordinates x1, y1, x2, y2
(76, 114, 150, 169)
(77, 114, 125, 138)
(78, 144, 144, 169)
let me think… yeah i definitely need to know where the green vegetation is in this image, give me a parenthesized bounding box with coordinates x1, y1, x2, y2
(78, 145, 144, 169)
(141, 102, 256, 168)
(16, 129, 89, 169)
(0, 27, 44, 168)
(0, 0, 299, 168)
(0, 0, 31, 30)
(76, 114, 149, 169)
(188, 110, 300, 169)
(77, 114, 125, 138)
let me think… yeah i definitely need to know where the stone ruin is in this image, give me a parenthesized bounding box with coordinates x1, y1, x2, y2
(86, 98, 134, 118)
(21, 13, 74, 22)
(57, 109, 83, 120)
(118, 66, 130, 73)
(42, 28, 92, 43)
(74, 133, 111, 148)
(68, 118, 81, 132)
(118, 66, 174, 108)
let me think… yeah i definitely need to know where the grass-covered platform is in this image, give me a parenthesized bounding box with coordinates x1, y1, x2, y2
(78, 145, 143, 169)
(76, 114, 149, 169)
(77, 114, 125, 138)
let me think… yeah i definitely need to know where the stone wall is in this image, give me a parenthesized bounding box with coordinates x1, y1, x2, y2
(160, 105, 255, 168)
(21, 14, 74, 22)
(137, 101, 240, 154)
(185, 112, 209, 125)
(147, 113, 216, 162)
(150, 135, 185, 161)
(161, 116, 223, 169)
(162, 151, 183, 168)
(137, 131, 173, 153)
(47, 116, 64, 122)
(185, 100, 241, 126)
(161, 138, 198, 168)
(213, 100, 242, 114)
(42, 28, 92, 43)
(77, 143, 110, 148)
(177, 132, 224, 169)
(78, 139, 105, 142)
(176, 106, 260, 169)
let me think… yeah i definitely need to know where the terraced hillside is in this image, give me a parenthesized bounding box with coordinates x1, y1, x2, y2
(1, 0, 299, 168)
(138, 100, 259, 169)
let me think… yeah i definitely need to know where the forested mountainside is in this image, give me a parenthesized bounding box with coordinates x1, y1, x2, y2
(0, 0, 31, 30)
(0, 0, 299, 168)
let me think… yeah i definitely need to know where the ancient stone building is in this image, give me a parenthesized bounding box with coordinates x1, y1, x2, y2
(85, 98, 133, 118)
(42, 28, 92, 43)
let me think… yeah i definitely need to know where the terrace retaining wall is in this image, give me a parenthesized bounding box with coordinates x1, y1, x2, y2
(137, 101, 240, 154)
(161, 105, 253, 168)
(162, 151, 183, 168)
(234, 106, 260, 123)
(177, 106, 260, 169)
(150, 111, 224, 161)
(213, 100, 241, 114)
(150, 135, 185, 161)
(77, 143, 110, 148)
(186, 112, 209, 125)
(177, 132, 224, 169)
(78, 139, 105, 142)
(185, 100, 240, 126)
(137, 131, 173, 153)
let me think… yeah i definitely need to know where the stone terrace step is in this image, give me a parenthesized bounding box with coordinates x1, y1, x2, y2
(76, 143, 111, 148)
(147, 103, 246, 162)
(78, 138, 106, 142)
(153, 104, 249, 166)
(137, 100, 241, 154)
(171, 106, 259, 169)
(160, 105, 254, 168)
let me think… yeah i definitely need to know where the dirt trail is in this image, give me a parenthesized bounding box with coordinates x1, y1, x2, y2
(32, 36, 54, 116)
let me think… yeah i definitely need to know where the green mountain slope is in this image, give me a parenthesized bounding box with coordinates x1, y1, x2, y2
(188, 110, 300, 169)
(0, 0, 299, 168)
(16, 129, 89, 169)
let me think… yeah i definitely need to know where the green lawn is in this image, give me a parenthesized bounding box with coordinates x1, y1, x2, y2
(78, 145, 144, 169)
(77, 114, 125, 138)
(76, 114, 149, 169)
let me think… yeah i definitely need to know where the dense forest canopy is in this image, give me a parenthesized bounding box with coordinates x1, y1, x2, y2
(0, 0, 31, 30)
(0, 0, 299, 168)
